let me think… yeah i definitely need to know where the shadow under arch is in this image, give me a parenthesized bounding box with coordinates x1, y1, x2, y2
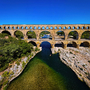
(81, 31, 90, 40)
(28, 41, 37, 46)
(39, 31, 52, 40)
(55, 31, 65, 40)
(67, 41, 78, 48)
(2, 30, 11, 36)
(55, 42, 65, 48)
(68, 31, 78, 40)
(80, 41, 90, 47)
(26, 30, 36, 39)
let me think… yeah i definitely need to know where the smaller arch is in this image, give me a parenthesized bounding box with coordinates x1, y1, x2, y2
(8, 27, 11, 29)
(59, 27, 62, 29)
(25, 26, 28, 29)
(0, 26, 2, 29)
(38, 26, 41, 29)
(80, 41, 90, 47)
(12, 26, 15, 29)
(68, 26, 71, 29)
(21, 26, 23, 29)
(4, 26, 6, 29)
(82, 26, 85, 29)
(63, 26, 66, 29)
(42, 26, 45, 29)
(50, 26, 53, 29)
(30, 26, 32, 29)
(86, 26, 89, 29)
(77, 26, 80, 29)
(54, 26, 57, 29)
(34, 26, 36, 29)
(73, 26, 76, 29)
(16, 27, 19, 29)
(28, 41, 37, 46)
(46, 26, 49, 29)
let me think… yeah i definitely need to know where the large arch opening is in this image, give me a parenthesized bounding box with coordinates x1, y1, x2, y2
(2, 30, 11, 36)
(68, 31, 78, 40)
(28, 41, 37, 46)
(39, 31, 52, 40)
(14, 30, 24, 39)
(67, 41, 77, 48)
(55, 42, 64, 48)
(40, 41, 51, 48)
(80, 41, 90, 47)
(55, 31, 65, 40)
(26, 31, 36, 39)
(81, 31, 90, 40)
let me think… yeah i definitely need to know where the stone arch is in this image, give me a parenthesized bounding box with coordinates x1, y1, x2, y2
(0, 26, 2, 29)
(2, 30, 11, 36)
(82, 26, 85, 29)
(8, 26, 11, 29)
(39, 31, 52, 39)
(55, 30, 65, 40)
(14, 30, 24, 38)
(38, 26, 41, 29)
(81, 31, 90, 40)
(67, 41, 78, 48)
(46, 26, 49, 29)
(80, 41, 90, 47)
(55, 42, 65, 48)
(50, 26, 53, 29)
(28, 41, 37, 46)
(68, 30, 78, 40)
(40, 41, 51, 48)
(26, 30, 36, 39)
(68, 26, 71, 29)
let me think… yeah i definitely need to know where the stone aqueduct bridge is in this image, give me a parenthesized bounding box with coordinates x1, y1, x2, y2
(0, 24, 90, 49)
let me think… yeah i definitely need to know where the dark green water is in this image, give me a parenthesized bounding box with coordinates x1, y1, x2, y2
(7, 42, 90, 90)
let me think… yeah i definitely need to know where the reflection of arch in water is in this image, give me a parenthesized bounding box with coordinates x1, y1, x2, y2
(80, 41, 90, 47)
(2, 30, 11, 36)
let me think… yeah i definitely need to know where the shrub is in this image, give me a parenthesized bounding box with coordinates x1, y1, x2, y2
(16, 61, 20, 65)
(3, 80, 8, 86)
(2, 71, 9, 78)
(70, 52, 73, 54)
(22, 61, 26, 68)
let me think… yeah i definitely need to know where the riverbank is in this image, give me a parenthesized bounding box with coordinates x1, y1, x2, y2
(51, 47, 90, 88)
(0, 47, 42, 90)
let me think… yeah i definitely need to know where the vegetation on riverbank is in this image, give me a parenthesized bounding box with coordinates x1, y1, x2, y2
(0, 33, 33, 72)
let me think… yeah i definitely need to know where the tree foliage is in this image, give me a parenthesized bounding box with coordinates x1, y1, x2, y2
(27, 31, 36, 38)
(0, 34, 33, 71)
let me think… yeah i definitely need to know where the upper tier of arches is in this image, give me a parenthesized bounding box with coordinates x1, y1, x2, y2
(0, 25, 90, 30)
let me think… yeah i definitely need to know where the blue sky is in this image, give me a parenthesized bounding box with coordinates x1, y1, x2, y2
(0, 0, 90, 25)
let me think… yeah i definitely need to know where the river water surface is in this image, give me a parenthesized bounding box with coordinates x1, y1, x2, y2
(7, 42, 90, 90)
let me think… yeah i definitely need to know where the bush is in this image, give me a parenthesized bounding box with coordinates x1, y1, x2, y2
(2, 71, 9, 78)
(16, 61, 20, 65)
(22, 61, 26, 68)
(3, 80, 8, 86)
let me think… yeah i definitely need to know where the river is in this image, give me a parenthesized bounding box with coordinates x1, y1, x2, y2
(7, 42, 90, 90)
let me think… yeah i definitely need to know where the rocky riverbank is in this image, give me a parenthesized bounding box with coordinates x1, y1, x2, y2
(51, 47, 90, 88)
(0, 47, 42, 90)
